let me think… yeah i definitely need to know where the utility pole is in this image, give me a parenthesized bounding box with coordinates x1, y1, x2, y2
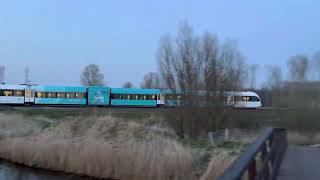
(25, 66, 30, 84)
(0, 66, 5, 84)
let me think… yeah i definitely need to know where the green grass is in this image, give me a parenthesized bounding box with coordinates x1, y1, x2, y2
(180, 137, 213, 150)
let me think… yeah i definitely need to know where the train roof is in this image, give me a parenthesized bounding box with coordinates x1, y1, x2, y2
(160, 89, 260, 97)
(230, 91, 259, 96)
(111, 88, 160, 94)
(0, 84, 27, 90)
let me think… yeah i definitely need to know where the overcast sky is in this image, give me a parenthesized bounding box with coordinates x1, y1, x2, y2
(1, 0, 320, 87)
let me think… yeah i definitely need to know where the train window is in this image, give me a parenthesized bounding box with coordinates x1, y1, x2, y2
(166, 95, 171, 100)
(157, 95, 160, 100)
(251, 96, 260, 102)
(242, 96, 249, 101)
(36, 92, 46, 98)
(129, 94, 134, 100)
(66, 92, 75, 98)
(75, 93, 84, 99)
(57, 92, 66, 98)
(235, 96, 251, 102)
(144, 95, 150, 100)
(14, 90, 23, 96)
(2, 90, 13, 96)
(234, 96, 241, 101)
(144, 95, 156, 100)
(47, 92, 57, 98)
(138, 95, 144, 100)
(111, 94, 121, 99)
(25, 90, 31, 97)
(132, 94, 139, 100)
(122, 94, 130, 99)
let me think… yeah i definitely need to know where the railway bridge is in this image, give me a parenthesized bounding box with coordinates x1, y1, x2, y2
(219, 127, 320, 180)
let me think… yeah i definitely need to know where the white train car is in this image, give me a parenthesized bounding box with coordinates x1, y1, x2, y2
(0, 84, 26, 104)
(227, 91, 262, 108)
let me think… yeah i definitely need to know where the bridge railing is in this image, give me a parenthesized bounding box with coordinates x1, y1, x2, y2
(218, 127, 287, 180)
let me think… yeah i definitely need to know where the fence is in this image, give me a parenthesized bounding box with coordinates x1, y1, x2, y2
(208, 129, 230, 146)
(218, 127, 287, 180)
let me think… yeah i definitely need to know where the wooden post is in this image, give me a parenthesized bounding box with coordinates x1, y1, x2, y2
(225, 128, 229, 141)
(261, 143, 269, 179)
(208, 132, 215, 146)
(248, 160, 256, 180)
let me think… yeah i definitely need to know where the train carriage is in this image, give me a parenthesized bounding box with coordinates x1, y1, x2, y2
(161, 89, 262, 109)
(33, 85, 87, 105)
(0, 84, 26, 104)
(161, 89, 181, 107)
(110, 88, 164, 107)
(231, 91, 262, 108)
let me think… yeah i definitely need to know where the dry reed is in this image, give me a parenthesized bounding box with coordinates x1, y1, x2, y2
(200, 150, 235, 180)
(0, 113, 196, 180)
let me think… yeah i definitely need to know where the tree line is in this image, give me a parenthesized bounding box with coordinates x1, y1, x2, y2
(80, 64, 160, 88)
(259, 51, 320, 108)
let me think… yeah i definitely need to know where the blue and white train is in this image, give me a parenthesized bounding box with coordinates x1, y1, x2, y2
(0, 84, 262, 108)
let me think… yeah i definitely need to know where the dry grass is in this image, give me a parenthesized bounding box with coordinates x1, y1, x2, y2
(0, 112, 243, 180)
(0, 113, 195, 180)
(199, 150, 235, 180)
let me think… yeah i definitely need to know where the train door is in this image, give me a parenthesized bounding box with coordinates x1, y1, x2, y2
(157, 93, 165, 105)
(24, 87, 35, 103)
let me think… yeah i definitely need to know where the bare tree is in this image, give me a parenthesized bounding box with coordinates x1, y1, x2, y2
(288, 55, 309, 82)
(312, 50, 320, 80)
(263, 65, 283, 107)
(157, 23, 201, 137)
(123, 81, 133, 88)
(158, 22, 201, 95)
(140, 72, 160, 89)
(265, 65, 282, 90)
(0, 66, 5, 84)
(200, 32, 219, 92)
(24, 66, 31, 84)
(219, 39, 246, 91)
(248, 64, 259, 89)
(157, 23, 246, 137)
(80, 64, 104, 86)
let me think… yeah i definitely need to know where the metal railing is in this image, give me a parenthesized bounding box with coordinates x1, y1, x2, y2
(218, 127, 287, 180)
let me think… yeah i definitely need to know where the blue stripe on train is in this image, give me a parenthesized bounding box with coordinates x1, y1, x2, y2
(111, 99, 157, 106)
(35, 98, 86, 105)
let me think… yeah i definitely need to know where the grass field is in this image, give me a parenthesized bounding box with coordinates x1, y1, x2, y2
(0, 108, 251, 180)
(230, 108, 320, 145)
(1, 107, 316, 179)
